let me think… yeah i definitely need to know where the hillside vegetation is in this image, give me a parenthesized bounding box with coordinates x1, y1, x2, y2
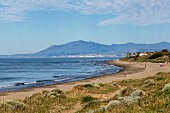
(0, 72, 170, 113)
(121, 49, 170, 63)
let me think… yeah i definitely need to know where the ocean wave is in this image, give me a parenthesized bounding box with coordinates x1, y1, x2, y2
(0, 84, 15, 88)
(54, 78, 71, 82)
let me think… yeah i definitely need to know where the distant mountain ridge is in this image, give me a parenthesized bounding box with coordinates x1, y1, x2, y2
(1, 40, 170, 57)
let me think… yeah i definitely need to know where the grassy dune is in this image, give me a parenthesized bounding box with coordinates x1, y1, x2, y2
(0, 72, 170, 113)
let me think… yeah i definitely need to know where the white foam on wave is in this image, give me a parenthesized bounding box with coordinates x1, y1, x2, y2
(24, 81, 36, 85)
(0, 84, 15, 88)
(54, 78, 71, 82)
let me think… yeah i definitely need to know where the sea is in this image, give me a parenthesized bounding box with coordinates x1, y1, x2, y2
(0, 57, 122, 92)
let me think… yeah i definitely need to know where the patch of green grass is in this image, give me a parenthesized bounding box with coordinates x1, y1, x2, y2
(81, 96, 96, 103)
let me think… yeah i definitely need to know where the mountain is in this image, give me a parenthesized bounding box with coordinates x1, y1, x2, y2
(33, 40, 109, 56)
(1, 41, 170, 58)
(32, 40, 170, 57)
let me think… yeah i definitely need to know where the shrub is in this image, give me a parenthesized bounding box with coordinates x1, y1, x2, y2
(162, 83, 170, 93)
(119, 87, 134, 97)
(131, 89, 145, 97)
(147, 53, 163, 59)
(160, 49, 169, 53)
(104, 100, 121, 111)
(0, 99, 27, 110)
(84, 83, 100, 88)
(81, 96, 96, 103)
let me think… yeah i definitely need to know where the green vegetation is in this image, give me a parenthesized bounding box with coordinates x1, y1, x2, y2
(77, 72, 170, 113)
(121, 49, 170, 63)
(81, 96, 96, 103)
(147, 52, 163, 59)
(0, 73, 170, 113)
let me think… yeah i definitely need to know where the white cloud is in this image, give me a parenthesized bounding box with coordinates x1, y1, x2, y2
(0, 0, 170, 26)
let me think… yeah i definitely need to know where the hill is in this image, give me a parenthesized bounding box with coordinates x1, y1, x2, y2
(1, 40, 170, 57)
(33, 41, 170, 57)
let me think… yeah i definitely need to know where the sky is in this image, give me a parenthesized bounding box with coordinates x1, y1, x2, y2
(0, 0, 170, 55)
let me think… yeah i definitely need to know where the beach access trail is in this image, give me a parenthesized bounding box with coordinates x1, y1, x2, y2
(0, 60, 169, 100)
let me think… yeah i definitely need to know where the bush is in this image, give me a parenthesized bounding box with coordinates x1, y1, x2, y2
(104, 100, 121, 111)
(0, 99, 27, 110)
(160, 49, 169, 53)
(162, 83, 170, 93)
(81, 96, 96, 103)
(119, 87, 134, 97)
(84, 83, 100, 89)
(148, 52, 163, 59)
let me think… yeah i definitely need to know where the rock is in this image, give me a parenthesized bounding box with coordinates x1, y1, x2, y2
(162, 83, 170, 92)
(15, 83, 25, 86)
(131, 89, 145, 97)
(118, 96, 141, 105)
(104, 100, 121, 111)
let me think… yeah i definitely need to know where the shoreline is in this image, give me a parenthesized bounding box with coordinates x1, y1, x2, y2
(0, 60, 170, 100)
(0, 59, 121, 93)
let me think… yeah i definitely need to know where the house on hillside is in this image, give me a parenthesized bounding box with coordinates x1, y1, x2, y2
(139, 52, 148, 56)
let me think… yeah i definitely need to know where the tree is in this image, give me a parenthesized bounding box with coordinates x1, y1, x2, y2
(127, 53, 131, 57)
(160, 49, 169, 53)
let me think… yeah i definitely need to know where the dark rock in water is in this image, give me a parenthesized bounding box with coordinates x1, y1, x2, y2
(53, 75, 62, 78)
(36, 80, 54, 83)
(15, 83, 25, 86)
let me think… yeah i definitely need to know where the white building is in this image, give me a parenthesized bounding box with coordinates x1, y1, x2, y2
(139, 53, 148, 56)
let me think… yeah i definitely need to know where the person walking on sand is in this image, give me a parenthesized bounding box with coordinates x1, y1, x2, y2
(145, 64, 146, 68)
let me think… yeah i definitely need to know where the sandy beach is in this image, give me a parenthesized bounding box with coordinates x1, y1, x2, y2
(0, 60, 169, 100)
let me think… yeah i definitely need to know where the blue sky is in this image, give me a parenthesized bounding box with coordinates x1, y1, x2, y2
(0, 0, 170, 55)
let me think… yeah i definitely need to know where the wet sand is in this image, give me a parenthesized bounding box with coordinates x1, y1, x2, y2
(0, 60, 169, 100)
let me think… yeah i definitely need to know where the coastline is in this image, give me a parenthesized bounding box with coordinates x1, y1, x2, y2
(0, 60, 170, 100)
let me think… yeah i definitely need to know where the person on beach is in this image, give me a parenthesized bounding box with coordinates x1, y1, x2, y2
(160, 63, 162, 67)
(162, 63, 164, 67)
(124, 71, 126, 77)
(145, 64, 146, 68)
